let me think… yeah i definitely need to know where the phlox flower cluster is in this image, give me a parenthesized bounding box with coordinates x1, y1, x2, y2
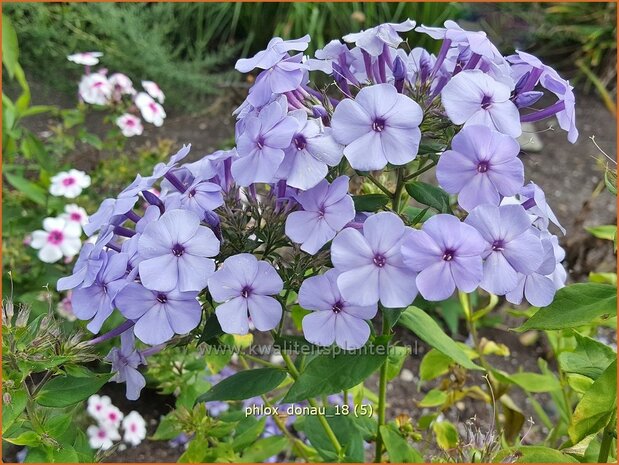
(86, 394, 146, 450)
(68, 51, 166, 136)
(59, 20, 574, 399)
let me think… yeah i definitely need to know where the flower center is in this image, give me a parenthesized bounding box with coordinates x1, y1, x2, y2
(481, 95, 492, 109)
(62, 177, 76, 186)
(373, 254, 387, 268)
(130, 424, 137, 432)
(293, 134, 307, 151)
(442, 249, 456, 261)
(491, 240, 505, 252)
(172, 243, 185, 257)
(332, 301, 344, 314)
(477, 161, 490, 173)
(256, 136, 265, 149)
(126, 119, 135, 126)
(70, 212, 82, 221)
(372, 118, 386, 132)
(149, 102, 159, 113)
(156, 293, 168, 303)
(47, 230, 64, 245)
(241, 286, 252, 299)
(97, 430, 107, 439)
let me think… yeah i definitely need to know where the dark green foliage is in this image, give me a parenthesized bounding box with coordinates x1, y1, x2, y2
(5, 3, 462, 109)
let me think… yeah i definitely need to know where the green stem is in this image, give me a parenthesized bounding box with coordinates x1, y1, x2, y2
(403, 160, 437, 182)
(374, 316, 391, 462)
(598, 412, 616, 463)
(362, 172, 392, 197)
(280, 351, 343, 459)
(239, 356, 312, 461)
(459, 292, 499, 428)
(392, 167, 406, 213)
(241, 353, 281, 370)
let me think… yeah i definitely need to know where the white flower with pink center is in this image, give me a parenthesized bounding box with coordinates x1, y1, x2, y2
(135, 92, 166, 127)
(87, 424, 120, 450)
(110, 73, 136, 98)
(30, 217, 82, 263)
(116, 113, 144, 137)
(67, 51, 103, 66)
(122, 411, 147, 446)
(100, 405, 124, 430)
(50, 169, 91, 198)
(62, 204, 89, 228)
(79, 72, 112, 105)
(87, 394, 113, 420)
(141, 80, 165, 103)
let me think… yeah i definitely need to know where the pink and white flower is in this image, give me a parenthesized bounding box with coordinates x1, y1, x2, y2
(67, 51, 103, 66)
(87, 424, 120, 450)
(135, 92, 166, 127)
(141, 80, 165, 103)
(50, 169, 91, 198)
(30, 217, 82, 263)
(100, 405, 124, 429)
(62, 204, 89, 228)
(116, 113, 144, 137)
(87, 394, 113, 421)
(79, 72, 112, 106)
(122, 411, 147, 446)
(57, 291, 76, 321)
(109, 73, 136, 98)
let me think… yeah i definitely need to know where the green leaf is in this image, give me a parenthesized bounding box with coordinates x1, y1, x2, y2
(19, 105, 55, 118)
(196, 368, 287, 403)
(398, 307, 481, 371)
(585, 225, 617, 241)
(21, 133, 52, 173)
(80, 132, 103, 150)
(239, 435, 288, 463)
(558, 332, 616, 380)
(36, 374, 111, 408)
(301, 410, 364, 461)
(198, 312, 223, 344)
(501, 395, 525, 443)
(419, 349, 452, 381)
(417, 389, 447, 407)
(380, 424, 422, 462)
(151, 413, 182, 440)
(4, 430, 41, 447)
(568, 360, 617, 443)
(432, 420, 458, 450)
(283, 345, 388, 403)
(506, 372, 562, 393)
(2, 14, 20, 79)
(232, 417, 266, 452)
(4, 173, 47, 205)
(352, 193, 390, 212)
(405, 181, 451, 213)
(386, 346, 409, 381)
(517, 283, 617, 331)
(493, 446, 579, 463)
(2, 390, 27, 431)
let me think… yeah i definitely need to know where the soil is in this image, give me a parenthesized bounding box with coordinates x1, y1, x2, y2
(5, 72, 616, 463)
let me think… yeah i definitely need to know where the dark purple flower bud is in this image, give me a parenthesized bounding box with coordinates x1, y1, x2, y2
(393, 56, 406, 93)
(141, 189, 165, 214)
(514, 90, 544, 108)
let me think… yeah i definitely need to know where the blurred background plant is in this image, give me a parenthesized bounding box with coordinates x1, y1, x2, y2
(4, 2, 462, 110)
(462, 2, 617, 114)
